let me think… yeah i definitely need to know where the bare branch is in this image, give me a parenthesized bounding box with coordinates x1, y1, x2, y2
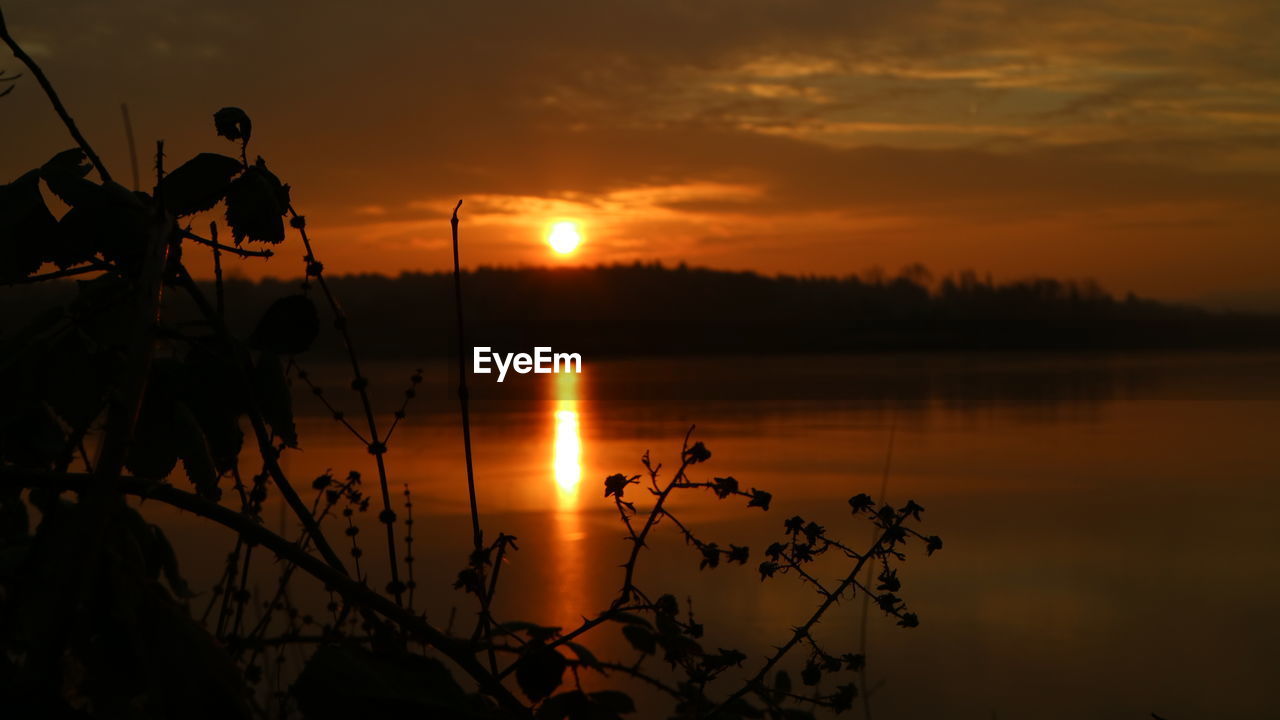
(0, 9, 112, 183)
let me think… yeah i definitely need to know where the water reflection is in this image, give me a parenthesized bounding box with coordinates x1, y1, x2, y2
(551, 373, 585, 627)
(263, 354, 1280, 718)
(553, 408, 583, 499)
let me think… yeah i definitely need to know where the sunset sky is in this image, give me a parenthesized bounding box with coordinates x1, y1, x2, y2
(3, 0, 1278, 308)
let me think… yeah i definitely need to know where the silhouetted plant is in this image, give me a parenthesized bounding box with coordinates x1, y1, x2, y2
(0, 12, 941, 719)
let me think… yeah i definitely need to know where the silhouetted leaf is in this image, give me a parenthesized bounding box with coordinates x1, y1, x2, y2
(774, 670, 792, 694)
(604, 472, 636, 498)
(173, 400, 221, 501)
(704, 648, 747, 671)
(802, 521, 825, 543)
(658, 632, 702, 665)
(253, 351, 297, 446)
(0, 169, 57, 282)
(213, 107, 252, 144)
(39, 330, 106, 429)
(292, 644, 477, 719)
(497, 620, 561, 643)
(654, 594, 678, 616)
(621, 624, 657, 655)
(607, 612, 651, 628)
(38, 148, 95, 206)
(160, 152, 242, 216)
(515, 643, 567, 701)
(452, 567, 482, 594)
(182, 343, 245, 473)
(0, 490, 29, 545)
(565, 641, 601, 669)
(0, 402, 63, 468)
(249, 294, 318, 354)
(711, 475, 738, 498)
(224, 161, 289, 244)
(149, 522, 193, 598)
(128, 573, 255, 718)
(747, 488, 771, 510)
(126, 361, 182, 478)
(801, 660, 821, 686)
(683, 441, 711, 464)
(537, 690, 636, 720)
(925, 535, 943, 555)
(699, 543, 721, 569)
(848, 493, 874, 513)
(877, 568, 901, 592)
(832, 684, 858, 713)
(54, 180, 150, 267)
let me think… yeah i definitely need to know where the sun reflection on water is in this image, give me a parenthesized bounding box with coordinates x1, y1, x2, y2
(550, 373, 586, 627)
(553, 408, 582, 499)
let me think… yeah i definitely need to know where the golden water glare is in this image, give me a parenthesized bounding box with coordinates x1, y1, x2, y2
(551, 372, 586, 626)
(554, 408, 583, 498)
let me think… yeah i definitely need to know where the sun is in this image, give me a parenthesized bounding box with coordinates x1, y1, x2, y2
(547, 221, 582, 255)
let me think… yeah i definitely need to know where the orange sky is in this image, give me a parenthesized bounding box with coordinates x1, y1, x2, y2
(3, 0, 1279, 308)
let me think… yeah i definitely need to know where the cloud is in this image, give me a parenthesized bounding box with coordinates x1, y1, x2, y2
(1, 0, 1277, 304)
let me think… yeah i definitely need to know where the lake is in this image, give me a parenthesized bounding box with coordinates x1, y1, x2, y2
(154, 351, 1280, 718)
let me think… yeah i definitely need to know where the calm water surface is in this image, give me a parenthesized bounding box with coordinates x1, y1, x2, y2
(156, 352, 1280, 718)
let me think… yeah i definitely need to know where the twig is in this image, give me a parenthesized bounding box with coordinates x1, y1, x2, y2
(614, 428, 697, 606)
(290, 362, 370, 445)
(450, 199, 498, 672)
(210, 222, 224, 315)
(11, 259, 114, 284)
(709, 509, 911, 717)
(120, 103, 139, 191)
(0, 68, 19, 97)
(859, 422, 895, 720)
(451, 200, 483, 552)
(403, 484, 417, 610)
(287, 209, 402, 606)
(0, 9, 112, 183)
(381, 368, 423, 446)
(495, 604, 652, 681)
(182, 229, 274, 258)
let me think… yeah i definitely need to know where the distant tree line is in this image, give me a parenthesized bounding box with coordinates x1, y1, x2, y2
(4, 262, 1278, 359)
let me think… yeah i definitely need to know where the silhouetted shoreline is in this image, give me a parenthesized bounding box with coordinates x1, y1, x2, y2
(4, 263, 1278, 359)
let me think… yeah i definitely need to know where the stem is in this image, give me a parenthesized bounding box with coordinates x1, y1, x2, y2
(450, 200, 499, 672)
(287, 208, 402, 605)
(182, 229, 273, 258)
(615, 439, 695, 606)
(12, 260, 114, 284)
(859, 422, 894, 720)
(120, 103, 139, 191)
(451, 200, 482, 553)
(210, 222, 224, 316)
